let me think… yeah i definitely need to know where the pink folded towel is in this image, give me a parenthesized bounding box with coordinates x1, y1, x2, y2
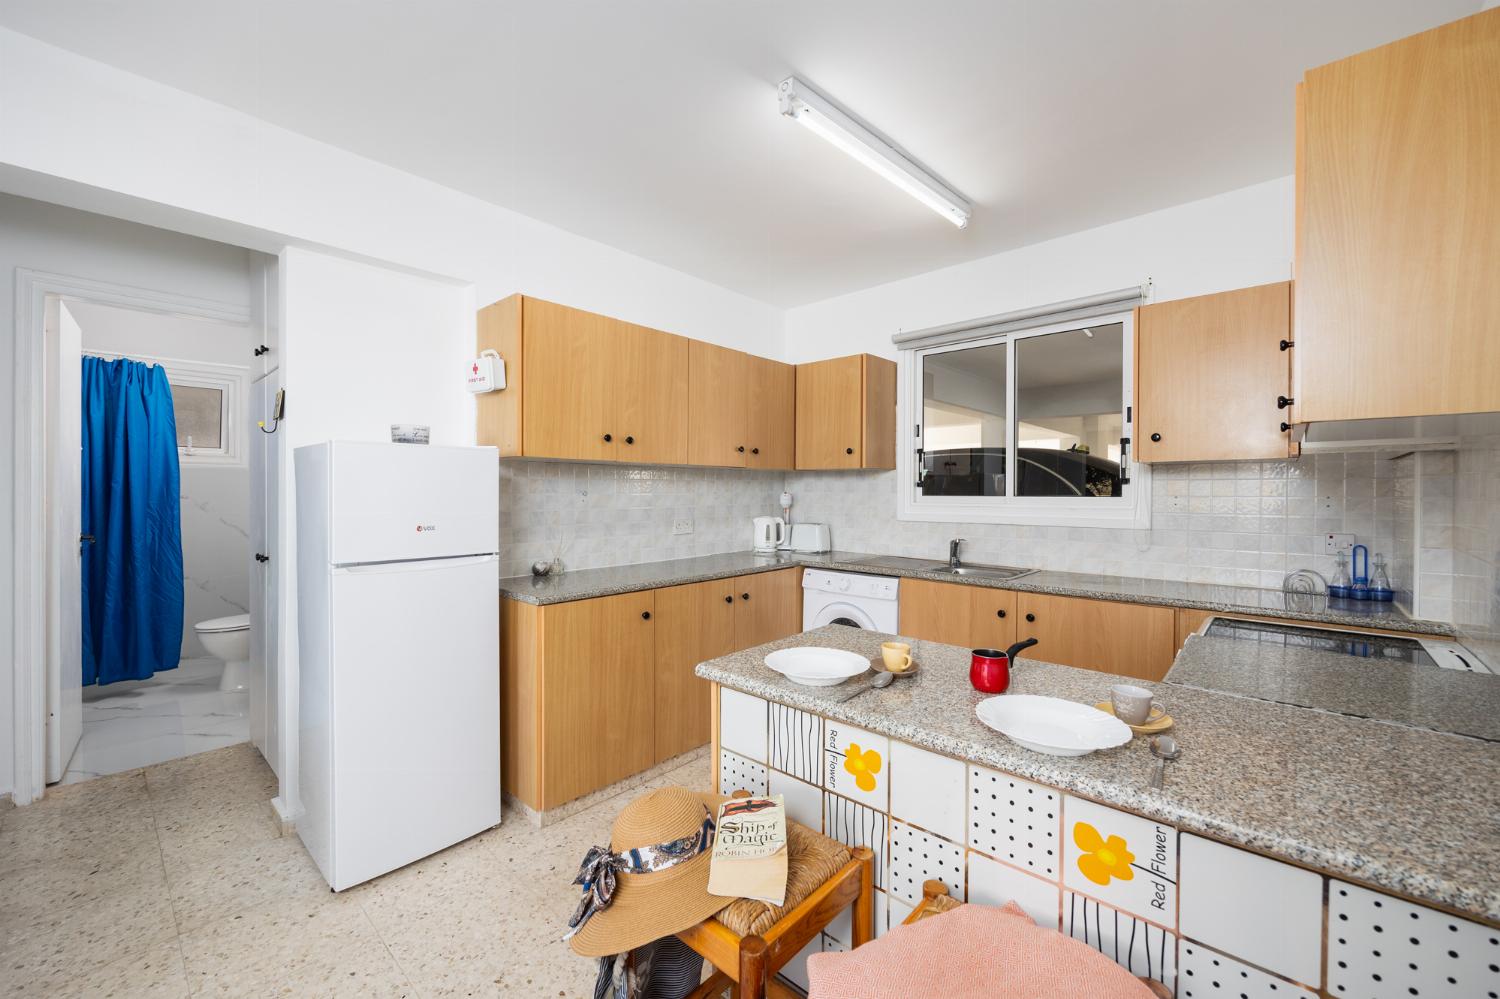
(807, 902, 1157, 999)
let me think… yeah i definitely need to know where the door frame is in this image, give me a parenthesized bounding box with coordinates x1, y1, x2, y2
(10, 268, 251, 804)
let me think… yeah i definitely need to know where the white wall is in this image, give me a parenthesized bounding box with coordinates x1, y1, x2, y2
(70, 301, 253, 658)
(0, 193, 253, 797)
(784, 176, 1294, 362)
(0, 28, 786, 359)
(274, 246, 474, 815)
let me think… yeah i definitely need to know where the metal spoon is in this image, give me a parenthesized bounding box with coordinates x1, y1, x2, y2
(1149, 734, 1181, 791)
(870, 670, 897, 689)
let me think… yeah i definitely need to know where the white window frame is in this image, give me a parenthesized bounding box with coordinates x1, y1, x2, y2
(896, 308, 1150, 529)
(86, 351, 248, 466)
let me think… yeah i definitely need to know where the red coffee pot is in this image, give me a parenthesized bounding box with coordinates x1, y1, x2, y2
(970, 639, 1039, 694)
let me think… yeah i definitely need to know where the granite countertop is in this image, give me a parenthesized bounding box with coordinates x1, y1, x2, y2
(1167, 634, 1500, 742)
(499, 549, 1455, 636)
(696, 624, 1500, 923)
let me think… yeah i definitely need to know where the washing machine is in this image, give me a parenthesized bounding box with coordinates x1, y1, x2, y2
(802, 569, 900, 632)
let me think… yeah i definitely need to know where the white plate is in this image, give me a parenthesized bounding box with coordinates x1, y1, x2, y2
(764, 647, 870, 687)
(975, 695, 1133, 756)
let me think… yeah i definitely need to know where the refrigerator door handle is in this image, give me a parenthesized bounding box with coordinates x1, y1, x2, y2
(333, 554, 498, 575)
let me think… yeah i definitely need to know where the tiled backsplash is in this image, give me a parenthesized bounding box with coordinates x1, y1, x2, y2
(1450, 417, 1500, 670)
(499, 460, 785, 578)
(501, 451, 1446, 618)
(784, 453, 1414, 594)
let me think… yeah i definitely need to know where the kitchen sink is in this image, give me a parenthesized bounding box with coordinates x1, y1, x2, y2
(855, 555, 1036, 581)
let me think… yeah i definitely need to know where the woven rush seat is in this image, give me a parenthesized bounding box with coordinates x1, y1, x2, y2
(714, 821, 852, 937)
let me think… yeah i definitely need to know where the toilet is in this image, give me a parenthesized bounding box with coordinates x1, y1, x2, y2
(195, 613, 251, 692)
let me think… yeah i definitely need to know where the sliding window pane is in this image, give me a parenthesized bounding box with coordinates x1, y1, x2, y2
(920, 343, 1006, 496)
(1014, 323, 1123, 498)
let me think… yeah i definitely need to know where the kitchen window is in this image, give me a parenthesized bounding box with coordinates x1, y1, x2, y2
(896, 290, 1148, 528)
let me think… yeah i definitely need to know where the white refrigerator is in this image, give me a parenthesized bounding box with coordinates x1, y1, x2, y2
(294, 441, 500, 890)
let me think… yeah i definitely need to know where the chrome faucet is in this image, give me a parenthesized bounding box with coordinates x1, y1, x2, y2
(948, 537, 965, 569)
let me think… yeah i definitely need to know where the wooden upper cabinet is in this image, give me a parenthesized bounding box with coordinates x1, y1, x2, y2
(1015, 593, 1176, 682)
(746, 355, 796, 470)
(617, 322, 689, 464)
(732, 569, 802, 650)
(476, 295, 687, 463)
(689, 341, 750, 467)
(520, 297, 617, 461)
(1135, 282, 1296, 463)
(795, 354, 897, 470)
(1294, 8, 1500, 422)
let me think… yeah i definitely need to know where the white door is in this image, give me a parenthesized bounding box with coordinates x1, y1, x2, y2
(45, 300, 84, 782)
(249, 370, 282, 775)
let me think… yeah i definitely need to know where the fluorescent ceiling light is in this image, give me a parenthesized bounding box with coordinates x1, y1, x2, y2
(778, 75, 972, 229)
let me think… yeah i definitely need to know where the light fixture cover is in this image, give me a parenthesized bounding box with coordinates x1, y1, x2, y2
(778, 75, 972, 228)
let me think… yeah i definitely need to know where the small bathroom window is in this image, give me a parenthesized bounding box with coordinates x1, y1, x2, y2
(87, 351, 248, 465)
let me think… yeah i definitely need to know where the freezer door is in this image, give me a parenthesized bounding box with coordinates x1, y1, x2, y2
(328, 442, 498, 564)
(327, 553, 500, 889)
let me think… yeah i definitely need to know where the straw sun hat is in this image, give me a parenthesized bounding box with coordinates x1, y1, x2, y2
(566, 786, 728, 957)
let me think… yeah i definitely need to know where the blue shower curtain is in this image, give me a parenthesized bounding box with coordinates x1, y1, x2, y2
(80, 356, 185, 686)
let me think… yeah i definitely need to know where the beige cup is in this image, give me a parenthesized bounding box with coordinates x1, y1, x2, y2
(880, 642, 913, 672)
(1110, 683, 1156, 725)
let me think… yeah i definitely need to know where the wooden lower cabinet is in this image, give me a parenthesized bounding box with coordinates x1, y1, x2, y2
(539, 591, 657, 809)
(899, 578, 1018, 650)
(501, 568, 803, 812)
(654, 579, 736, 762)
(1016, 593, 1176, 682)
(733, 568, 802, 649)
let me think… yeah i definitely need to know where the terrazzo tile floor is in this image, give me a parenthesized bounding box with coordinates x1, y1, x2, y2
(0, 742, 713, 997)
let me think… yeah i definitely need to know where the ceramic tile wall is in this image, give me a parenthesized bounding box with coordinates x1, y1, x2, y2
(1449, 417, 1500, 671)
(179, 466, 250, 658)
(498, 460, 785, 578)
(784, 454, 1414, 593)
(1414, 451, 1457, 622)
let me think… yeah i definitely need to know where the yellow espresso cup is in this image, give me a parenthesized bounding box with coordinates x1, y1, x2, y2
(880, 642, 913, 672)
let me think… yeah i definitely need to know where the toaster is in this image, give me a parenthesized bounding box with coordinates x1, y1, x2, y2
(788, 523, 831, 553)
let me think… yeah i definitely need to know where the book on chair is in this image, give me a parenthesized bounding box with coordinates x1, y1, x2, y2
(707, 795, 789, 905)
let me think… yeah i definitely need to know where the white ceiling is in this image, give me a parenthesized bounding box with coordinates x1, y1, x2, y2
(0, 1, 1477, 307)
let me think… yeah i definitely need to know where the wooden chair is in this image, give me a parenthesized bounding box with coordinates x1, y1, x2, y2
(678, 792, 875, 999)
(903, 881, 1173, 999)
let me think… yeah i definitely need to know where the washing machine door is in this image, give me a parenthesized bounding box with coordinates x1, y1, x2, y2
(807, 600, 879, 630)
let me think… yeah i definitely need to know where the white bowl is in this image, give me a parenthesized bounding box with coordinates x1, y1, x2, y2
(975, 695, 1133, 756)
(764, 647, 870, 687)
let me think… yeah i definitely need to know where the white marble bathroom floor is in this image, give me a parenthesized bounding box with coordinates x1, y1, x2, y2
(61, 657, 250, 785)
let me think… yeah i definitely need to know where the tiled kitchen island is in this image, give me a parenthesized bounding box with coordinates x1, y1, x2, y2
(698, 625, 1500, 998)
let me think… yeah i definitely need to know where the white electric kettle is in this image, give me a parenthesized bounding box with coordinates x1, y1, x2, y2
(752, 516, 787, 553)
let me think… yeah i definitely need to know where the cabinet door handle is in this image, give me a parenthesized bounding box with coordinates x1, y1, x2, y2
(996, 609, 1006, 619)
(255, 552, 269, 563)
(1149, 433, 1161, 443)
(603, 433, 613, 442)
(1277, 396, 1294, 410)
(724, 595, 733, 604)
(1025, 612, 1036, 623)
(1280, 421, 1292, 433)
(741, 592, 750, 600)
(625, 435, 635, 445)
(1279, 339, 1294, 351)
(845, 447, 854, 455)
(751, 447, 759, 455)
(737, 445, 745, 453)
(641, 611, 651, 621)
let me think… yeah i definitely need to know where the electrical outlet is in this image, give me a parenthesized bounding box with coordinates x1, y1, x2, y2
(1324, 532, 1354, 555)
(672, 518, 694, 536)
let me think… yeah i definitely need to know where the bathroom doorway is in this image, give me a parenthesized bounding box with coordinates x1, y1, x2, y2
(41, 294, 259, 784)
(50, 298, 257, 784)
